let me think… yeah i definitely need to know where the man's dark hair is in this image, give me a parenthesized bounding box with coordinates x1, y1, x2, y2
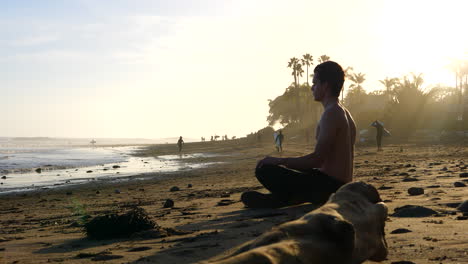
(314, 61, 345, 97)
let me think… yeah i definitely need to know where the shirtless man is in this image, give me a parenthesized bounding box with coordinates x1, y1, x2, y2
(242, 61, 356, 208)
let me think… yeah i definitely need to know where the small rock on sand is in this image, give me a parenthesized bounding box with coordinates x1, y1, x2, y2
(163, 199, 174, 208)
(454, 181, 466, 187)
(1, 176, 6, 179)
(408, 187, 424, 196)
(170, 186, 180, 192)
(402, 177, 419, 182)
(459, 172, 468, 178)
(393, 205, 438, 217)
(457, 201, 468, 213)
(112, 165, 121, 169)
(391, 261, 415, 264)
(390, 228, 412, 234)
(35, 168, 42, 173)
(187, 184, 192, 188)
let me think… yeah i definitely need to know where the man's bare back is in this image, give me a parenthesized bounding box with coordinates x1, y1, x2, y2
(316, 102, 356, 183)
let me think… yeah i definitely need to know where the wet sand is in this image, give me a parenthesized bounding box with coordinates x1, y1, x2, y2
(0, 140, 467, 263)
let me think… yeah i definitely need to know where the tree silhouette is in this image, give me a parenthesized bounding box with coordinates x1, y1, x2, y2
(287, 57, 300, 87)
(318, 54, 330, 64)
(301, 54, 313, 85)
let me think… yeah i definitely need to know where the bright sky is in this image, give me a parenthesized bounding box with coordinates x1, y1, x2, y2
(2, 0, 467, 139)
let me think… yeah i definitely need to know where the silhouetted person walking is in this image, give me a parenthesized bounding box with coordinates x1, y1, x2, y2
(371, 120, 384, 151)
(177, 136, 184, 152)
(275, 130, 284, 152)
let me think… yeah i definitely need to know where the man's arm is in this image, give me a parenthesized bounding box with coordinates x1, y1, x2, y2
(257, 110, 339, 172)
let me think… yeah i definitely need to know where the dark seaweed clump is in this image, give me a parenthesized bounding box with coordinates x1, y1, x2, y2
(84, 207, 156, 239)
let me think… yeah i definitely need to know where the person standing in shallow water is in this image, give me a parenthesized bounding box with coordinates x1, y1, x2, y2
(177, 136, 184, 153)
(241, 61, 357, 208)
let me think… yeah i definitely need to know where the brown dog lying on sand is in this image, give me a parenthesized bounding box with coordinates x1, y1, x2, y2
(203, 181, 388, 264)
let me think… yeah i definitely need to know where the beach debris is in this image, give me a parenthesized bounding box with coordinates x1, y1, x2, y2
(86, 170, 93, 173)
(392, 205, 438, 217)
(407, 187, 424, 196)
(76, 251, 124, 262)
(127, 246, 151, 252)
(35, 168, 42, 173)
(84, 207, 156, 239)
(217, 199, 235, 206)
(378, 185, 393, 190)
(95, 190, 100, 194)
(390, 228, 412, 234)
(187, 184, 193, 188)
(457, 201, 468, 213)
(170, 186, 180, 192)
(459, 172, 468, 178)
(454, 181, 466, 187)
(220, 192, 231, 198)
(163, 199, 174, 208)
(114, 189, 121, 194)
(402, 177, 419, 182)
(112, 165, 120, 169)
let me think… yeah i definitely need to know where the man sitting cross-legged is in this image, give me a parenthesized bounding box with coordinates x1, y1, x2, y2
(242, 61, 357, 208)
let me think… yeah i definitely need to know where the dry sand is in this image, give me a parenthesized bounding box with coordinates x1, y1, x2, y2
(0, 140, 467, 264)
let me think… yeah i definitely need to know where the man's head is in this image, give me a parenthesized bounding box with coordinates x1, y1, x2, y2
(312, 61, 345, 101)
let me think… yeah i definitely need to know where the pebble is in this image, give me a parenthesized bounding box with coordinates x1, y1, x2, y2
(459, 172, 468, 178)
(170, 186, 180, 192)
(390, 228, 412, 234)
(402, 177, 419, 182)
(457, 200, 468, 212)
(454, 181, 466, 187)
(392, 205, 438, 217)
(35, 168, 42, 173)
(112, 165, 121, 169)
(1, 176, 6, 179)
(163, 199, 174, 208)
(187, 184, 192, 188)
(408, 187, 424, 196)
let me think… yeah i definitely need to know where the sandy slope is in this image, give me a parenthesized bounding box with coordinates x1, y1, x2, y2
(0, 140, 467, 264)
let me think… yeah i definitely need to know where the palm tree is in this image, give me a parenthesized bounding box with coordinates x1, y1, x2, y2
(287, 57, 299, 87)
(301, 54, 313, 85)
(348, 72, 366, 93)
(379, 77, 399, 101)
(318, 54, 330, 64)
(295, 63, 304, 85)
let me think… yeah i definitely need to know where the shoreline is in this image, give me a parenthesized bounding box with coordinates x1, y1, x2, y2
(0, 141, 467, 263)
(0, 144, 225, 194)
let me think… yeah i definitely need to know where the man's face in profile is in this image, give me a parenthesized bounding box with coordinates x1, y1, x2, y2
(311, 73, 325, 102)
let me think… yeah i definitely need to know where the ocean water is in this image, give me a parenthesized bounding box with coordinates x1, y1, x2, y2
(0, 144, 219, 194)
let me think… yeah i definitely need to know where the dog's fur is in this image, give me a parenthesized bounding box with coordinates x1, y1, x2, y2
(203, 181, 388, 264)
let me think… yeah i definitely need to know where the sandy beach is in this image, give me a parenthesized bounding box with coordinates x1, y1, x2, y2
(1, 140, 467, 264)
